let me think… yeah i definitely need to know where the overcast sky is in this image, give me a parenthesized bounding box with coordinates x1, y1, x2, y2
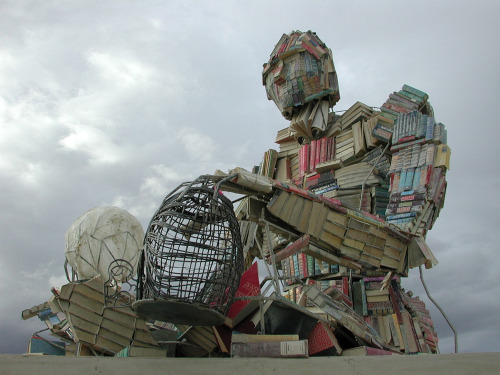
(1, 0, 499, 355)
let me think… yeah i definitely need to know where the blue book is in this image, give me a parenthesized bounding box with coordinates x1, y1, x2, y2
(386, 212, 417, 221)
(402, 84, 429, 101)
(314, 258, 321, 276)
(398, 90, 424, 104)
(413, 167, 422, 190)
(417, 114, 427, 138)
(425, 117, 435, 140)
(404, 168, 415, 191)
(29, 337, 66, 356)
(398, 170, 407, 192)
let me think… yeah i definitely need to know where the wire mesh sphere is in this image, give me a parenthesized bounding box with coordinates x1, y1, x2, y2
(133, 178, 244, 326)
(65, 206, 144, 284)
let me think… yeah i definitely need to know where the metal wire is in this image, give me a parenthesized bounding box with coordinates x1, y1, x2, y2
(419, 265, 458, 353)
(137, 176, 244, 316)
(359, 142, 391, 211)
(104, 258, 136, 307)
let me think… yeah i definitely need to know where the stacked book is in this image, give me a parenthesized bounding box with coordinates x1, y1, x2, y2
(402, 294, 439, 352)
(266, 184, 410, 273)
(351, 276, 438, 354)
(385, 110, 450, 234)
(391, 110, 447, 146)
(333, 101, 374, 131)
(370, 185, 390, 218)
(368, 114, 395, 144)
(215, 82, 445, 357)
(305, 170, 337, 195)
(256, 149, 279, 178)
(21, 276, 162, 357)
(380, 84, 431, 122)
(333, 162, 383, 190)
(322, 187, 372, 212)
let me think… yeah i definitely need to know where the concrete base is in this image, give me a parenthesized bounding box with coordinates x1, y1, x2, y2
(1, 353, 500, 375)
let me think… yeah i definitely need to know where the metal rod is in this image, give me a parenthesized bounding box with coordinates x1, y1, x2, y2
(359, 142, 390, 211)
(419, 265, 458, 353)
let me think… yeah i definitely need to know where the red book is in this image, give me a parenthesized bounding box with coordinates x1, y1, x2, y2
(342, 276, 349, 296)
(301, 41, 320, 60)
(225, 263, 260, 328)
(306, 173, 320, 188)
(299, 144, 310, 177)
(309, 140, 317, 172)
(307, 321, 342, 356)
(315, 140, 321, 168)
(398, 135, 416, 143)
(300, 253, 309, 278)
(382, 102, 410, 114)
(330, 137, 336, 160)
(321, 137, 327, 163)
(272, 234, 310, 263)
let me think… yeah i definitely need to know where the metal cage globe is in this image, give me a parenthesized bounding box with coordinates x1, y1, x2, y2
(133, 177, 244, 326)
(64, 206, 144, 284)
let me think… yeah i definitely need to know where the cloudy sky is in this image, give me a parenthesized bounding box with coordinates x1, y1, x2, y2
(1, 0, 498, 355)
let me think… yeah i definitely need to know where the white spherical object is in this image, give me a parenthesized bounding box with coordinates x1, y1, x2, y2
(65, 206, 144, 283)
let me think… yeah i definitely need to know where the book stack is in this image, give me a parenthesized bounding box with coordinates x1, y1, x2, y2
(334, 101, 374, 131)
(306, 170, 337, 195)
(211, 82, 445, 358)
(362, 146, 391, 178)
(385, 110, 450, 234)
(298, 135, 336, 177)
(333, 162, 383, 190)
(265, 184, 410, 273)
(350, 276, 438, 354)
(275, 126, 295, 145)
(262, 30, 340, 120)
(369, 114, 395, 144)
(332, 128, 356, 164)
(277, 139, 300, 158)
(274, 127, 301, 182)
(273, 101, 391, 208)
(258, 149, 279, 178)
(22, 275, 162, 357)
(402, 294, 439, 353)
(391, 111, 447, 147)
(280, 253, 322, 285)
(321, 187, 371, 212)
(282, 272, 352, 307)
(380, 84, 430, 122)
(371, 185, 390, 218)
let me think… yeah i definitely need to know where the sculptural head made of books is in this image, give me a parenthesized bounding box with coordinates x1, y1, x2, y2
(262, 30, 340, 134)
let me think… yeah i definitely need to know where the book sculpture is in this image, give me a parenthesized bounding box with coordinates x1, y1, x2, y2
(262, 30, 340, 140)
(202, 29, 449, 357)
(22, 30, 451, 358)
